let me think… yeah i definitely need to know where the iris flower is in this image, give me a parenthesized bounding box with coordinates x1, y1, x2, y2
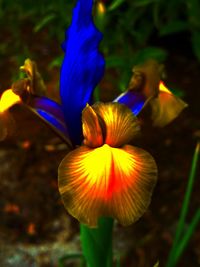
(0, 0, 187, 227)
(0, 59, 72, 147)
(59, 0, 187, 227)
(58, 102, 157, 227)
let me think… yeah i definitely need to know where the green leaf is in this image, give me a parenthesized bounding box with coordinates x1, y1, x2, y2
(106, 56, 126, 68)
(187, 0, 200, 27)
(133, 47, 167, 65)
(153, 261, 159, 267)
(49, 55, 63, 68)
(93, 86, 100, 102)
(175, 142, 199, 244)
(116, 254, 121, 267)
(34, 13, 56, 32)
(191, 31, 200, 61)
(159, 21, 188, 36)
(166, 142, 200, 267)
(172, 209, 200, 267)
(108, 0, 125, 11)
(169, 86, 185, 98)
(133, 0, 157, 7)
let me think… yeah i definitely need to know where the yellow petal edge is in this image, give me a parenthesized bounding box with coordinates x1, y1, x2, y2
(150, 81, 188, 127)
(91, 102, 140, 147)
(82, 104, 103, 147)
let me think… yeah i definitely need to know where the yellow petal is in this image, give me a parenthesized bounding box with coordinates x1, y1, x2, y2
(150, 81, 188, 127)
(20, 58, 46, 95)
(109, 145, 157, 226)
(97, 2, 106, 14)
(92, 102, 140, 147)
(58, 144, 157, 227)
(82, 104, 103, 147)
(0, 89, 21, 113)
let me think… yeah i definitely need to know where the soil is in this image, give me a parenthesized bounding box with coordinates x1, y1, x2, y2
(0, 20, 199, 267)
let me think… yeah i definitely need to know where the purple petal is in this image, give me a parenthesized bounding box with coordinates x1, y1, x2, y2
(114, 91, 146, 116)
(28, 96, 72, 147)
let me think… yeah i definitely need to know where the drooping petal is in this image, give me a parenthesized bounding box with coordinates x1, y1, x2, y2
(114, 59, 188, 127)
(92, 102, 140, 147)
(60, 0, 105, 144)
(114, 91, 146, 116)
(82, 104, 103, 147)
(58, 144, 157, 227)
(23, 96, 72, 147)
(150, 81, 188, 127)
(113, 59, 161, 116)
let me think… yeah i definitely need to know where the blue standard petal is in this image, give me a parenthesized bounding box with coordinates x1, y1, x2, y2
(60, 0, 105, 145)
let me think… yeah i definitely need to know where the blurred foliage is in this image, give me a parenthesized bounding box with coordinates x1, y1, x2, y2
(1, 0, 200, 88)
(0, 0, 75, 71)
(0, 0, 75, 41)
(95, 0, 200, 88)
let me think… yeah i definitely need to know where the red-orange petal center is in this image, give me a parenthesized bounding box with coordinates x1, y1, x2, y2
(58, 144, 157, 227)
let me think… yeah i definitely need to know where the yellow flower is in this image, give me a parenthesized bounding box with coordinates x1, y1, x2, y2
(58, 102, 157, 227)
(0, 89, 21, 140)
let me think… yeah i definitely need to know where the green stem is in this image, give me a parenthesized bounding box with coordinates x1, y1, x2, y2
(80, 217, 114, 267)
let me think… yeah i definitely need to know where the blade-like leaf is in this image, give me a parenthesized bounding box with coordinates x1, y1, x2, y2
(153, 261, 159, 267)
(166, 142, 200, 267)
(133, 0, 157, 7)
(34, 14, 56, 32)
(191, 31, 200, 61)
(116, 254, 121, 267)
(133, 47, 167, 64)
(159, 21, 188, 36)
(172, 209, 200, 267)
(108, 0, 125, 11)
(106, 55, 126, 68)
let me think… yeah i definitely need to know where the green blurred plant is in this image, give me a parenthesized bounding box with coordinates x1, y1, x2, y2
(94, 0, 200, 89)
(1, 0, 200, 77)
(0, 0, 75, 40)
(166, 142, 200, 267)
(0, 0, 75, 64)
